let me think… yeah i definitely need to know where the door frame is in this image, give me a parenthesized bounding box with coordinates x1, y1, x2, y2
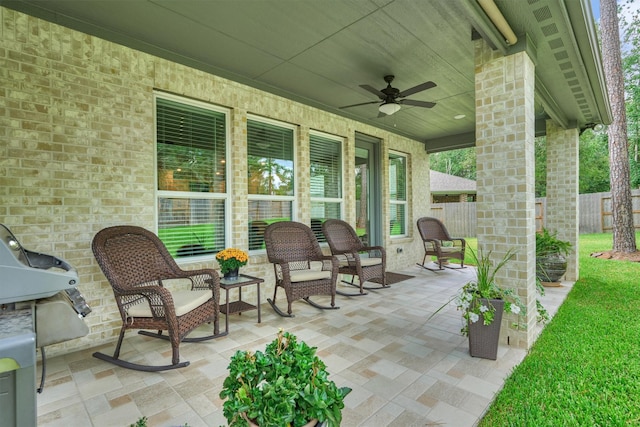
(355, 132, 382, 247)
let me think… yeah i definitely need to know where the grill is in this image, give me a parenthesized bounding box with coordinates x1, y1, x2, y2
(0, 224, 81, 304)
(0, 224, 90, 426)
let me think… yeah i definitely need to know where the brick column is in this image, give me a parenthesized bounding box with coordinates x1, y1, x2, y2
(545, 120, 579, 281)
(474, 39, 537, 349)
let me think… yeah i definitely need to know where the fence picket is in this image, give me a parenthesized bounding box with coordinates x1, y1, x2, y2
(430, 189, 640, 237)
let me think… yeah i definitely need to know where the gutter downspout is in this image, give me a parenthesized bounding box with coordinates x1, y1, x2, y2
(477, 0, 518, 45)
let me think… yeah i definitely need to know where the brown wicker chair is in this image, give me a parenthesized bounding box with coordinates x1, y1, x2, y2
(416, 217, 466, 271)
(91, 225, 224, 372)
(264, 221, 339, 317)
(322, 219, 388, 295)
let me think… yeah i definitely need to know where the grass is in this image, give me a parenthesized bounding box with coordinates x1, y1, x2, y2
(479, 233, 640, 426)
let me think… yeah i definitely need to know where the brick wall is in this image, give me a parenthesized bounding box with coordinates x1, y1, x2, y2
(0, 7, 429, 357)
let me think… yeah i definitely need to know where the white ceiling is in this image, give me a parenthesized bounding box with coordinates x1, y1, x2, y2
(2, 0, 610, 152)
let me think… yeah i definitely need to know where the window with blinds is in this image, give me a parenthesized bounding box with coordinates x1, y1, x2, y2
(247, 117, 295, 251)
(310, 132, 343, 242)
(155, 93, 228, 259)
(389, 151, 408, 237)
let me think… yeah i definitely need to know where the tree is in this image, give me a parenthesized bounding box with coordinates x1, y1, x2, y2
(535, 136, 547, 197)
(579, 130, 610, 194)
(622, 2, 640, 189)
(601, 0, 637, 252)
(429, 147, 476, 180)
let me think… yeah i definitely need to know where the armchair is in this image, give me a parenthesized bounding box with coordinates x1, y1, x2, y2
(91, 225, 224, 371)
(322, 219, 388, 295)
(416, 217, 466, 271)
(264, 221, 339, 316)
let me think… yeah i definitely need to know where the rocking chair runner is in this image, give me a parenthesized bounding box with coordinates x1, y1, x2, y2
(263, 221, 339, 316)
(322, 219, 388, 295)
(416, 217, 466, 271)
(91, 225, 225, 372)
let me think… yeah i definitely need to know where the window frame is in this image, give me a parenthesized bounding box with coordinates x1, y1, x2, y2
(389, 150, 408, 239)
(154, 91, 231, 262)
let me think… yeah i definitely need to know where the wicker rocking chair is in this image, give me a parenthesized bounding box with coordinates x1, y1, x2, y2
(91, 225, 224, 372)
(264, 221, 339, 317)
(416, 217, 466, 271)
(322, 219, 388, 296)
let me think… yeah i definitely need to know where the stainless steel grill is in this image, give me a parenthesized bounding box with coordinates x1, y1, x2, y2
(0, 224, 91, 426)
(0, 224, 79, 305)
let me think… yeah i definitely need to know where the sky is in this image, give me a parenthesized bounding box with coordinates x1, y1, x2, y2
(591, 0, 600, 21)
(591, 0, 640, 23)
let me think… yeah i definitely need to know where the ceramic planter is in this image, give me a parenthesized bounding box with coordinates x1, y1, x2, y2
(536, 253, 567, 283)
(223, 268, 239, 280)
(468, 298, 504, 360)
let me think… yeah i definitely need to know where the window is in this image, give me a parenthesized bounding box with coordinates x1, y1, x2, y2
(247, 117, 295, 250)
(389, 151, 407, 237)
(310, 131, 343, 242)
(155, 93, 228, 259)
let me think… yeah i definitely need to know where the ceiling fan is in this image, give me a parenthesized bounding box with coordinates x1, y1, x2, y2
(340, 75, 437, 116)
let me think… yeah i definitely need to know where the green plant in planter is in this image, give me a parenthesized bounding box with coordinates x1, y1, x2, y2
(429, 248, 526, 334)
(430, 247, 549, 357)
(453, 248, 526, 336)
(536, 228, 572, 282)
(427, 247, 528, 359)
(219, 329, 351, 427)
(535, 228, 572, 257)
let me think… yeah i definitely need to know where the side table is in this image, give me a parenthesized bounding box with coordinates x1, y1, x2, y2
(219, 274, 264, 333)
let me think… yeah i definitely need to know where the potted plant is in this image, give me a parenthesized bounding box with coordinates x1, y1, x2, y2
(219, 329, 351, 427)
(535, 228, 572, 283)
(430, 247, 526, 360)
(216, 247, 249, 279)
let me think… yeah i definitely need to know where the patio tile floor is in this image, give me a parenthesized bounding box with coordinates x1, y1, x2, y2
(36, 264, 572, 427)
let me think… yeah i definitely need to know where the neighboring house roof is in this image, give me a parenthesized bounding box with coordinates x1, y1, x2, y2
(430, 171, 476, 195)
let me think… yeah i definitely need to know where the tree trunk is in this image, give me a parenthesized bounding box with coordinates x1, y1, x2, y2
(601, 0, 637, 252)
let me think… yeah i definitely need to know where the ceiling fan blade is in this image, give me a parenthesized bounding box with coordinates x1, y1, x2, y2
(339, 100, 381, 109)
(359, 84, 385, 98)
(398, 81, 436, 98)
(400, 99, 436, 108)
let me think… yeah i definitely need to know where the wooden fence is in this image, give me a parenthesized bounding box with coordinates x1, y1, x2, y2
(430, 190, 640, 238)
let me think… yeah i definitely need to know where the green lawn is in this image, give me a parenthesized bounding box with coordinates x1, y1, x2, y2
(479, 233, 640, 426)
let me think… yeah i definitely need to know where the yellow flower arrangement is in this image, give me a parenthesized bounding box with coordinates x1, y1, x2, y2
(215, 248, 249, 273)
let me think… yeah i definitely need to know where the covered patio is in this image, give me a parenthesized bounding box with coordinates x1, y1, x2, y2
(0, 0, 609, 360)
(36, 266, 571, 427)
(0, 2, 608, 424)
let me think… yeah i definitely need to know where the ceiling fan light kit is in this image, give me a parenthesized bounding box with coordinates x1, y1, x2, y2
(379, 102, 401, 116)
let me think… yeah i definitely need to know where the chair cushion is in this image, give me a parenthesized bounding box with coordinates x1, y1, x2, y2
(360, 257, 382, 267)
(126, 290, 212, 318)
(289, 269, 332, 282)
(440, 247, 462, 254)
(335, 255, 349, 266)
(336, 255, 382, 267)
